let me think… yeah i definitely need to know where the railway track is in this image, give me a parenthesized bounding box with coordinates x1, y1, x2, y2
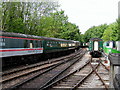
(2, 48, 86, 89)
(2, 49, 79, 76)
(42, 57, 109, 90)
(2, 49, 82, 83)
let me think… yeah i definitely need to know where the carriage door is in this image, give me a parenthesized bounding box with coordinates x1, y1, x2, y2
(109, 41, 113, 48)
(116, 41, 120, 51)
(94, 41, 98, 51)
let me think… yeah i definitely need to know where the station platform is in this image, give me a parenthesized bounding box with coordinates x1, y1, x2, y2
(114, 74, 120, 90)
(108, 53, 120, 89)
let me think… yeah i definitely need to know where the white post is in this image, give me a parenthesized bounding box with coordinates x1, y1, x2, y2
(118, 1, 120, 18)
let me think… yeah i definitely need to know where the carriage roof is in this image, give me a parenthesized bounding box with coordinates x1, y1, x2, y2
(0, 31, 77, 42)
(89, 38, 103, 41)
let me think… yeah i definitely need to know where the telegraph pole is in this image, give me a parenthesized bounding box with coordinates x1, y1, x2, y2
(118, 2, 120, 75)
(118, 1, 120, 41)
(118, 1, 120, 18)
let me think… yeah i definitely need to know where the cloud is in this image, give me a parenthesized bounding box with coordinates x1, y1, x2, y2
(59, 0, 119, 34)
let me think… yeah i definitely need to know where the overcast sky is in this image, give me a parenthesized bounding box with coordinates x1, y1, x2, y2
(58, 0, 120, 34)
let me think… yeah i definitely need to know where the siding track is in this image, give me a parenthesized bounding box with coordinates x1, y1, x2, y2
(43, 56, 109, 90)
(2, 49, 86, 89)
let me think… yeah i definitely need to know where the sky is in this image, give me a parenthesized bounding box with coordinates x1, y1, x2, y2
(58, 0, 120, 34)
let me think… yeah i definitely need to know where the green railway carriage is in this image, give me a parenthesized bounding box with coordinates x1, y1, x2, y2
(89, 38, 103, 57)
(42, 37, 77, 53)
(103, 41, 120, 54)
(80, 42, 88, 48)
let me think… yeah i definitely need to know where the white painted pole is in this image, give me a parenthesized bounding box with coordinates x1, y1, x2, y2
(118, 1, 120, 18)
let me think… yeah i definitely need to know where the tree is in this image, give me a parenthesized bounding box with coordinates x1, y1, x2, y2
(1, 1, 81, 41)
(83, 24, 108, 42)
(102, 22, 118, 41)
(1, 1, 59, 34)
(36, 10, 81, 41)
(117, 18, 120, 40)
(59, 22, 81, 41)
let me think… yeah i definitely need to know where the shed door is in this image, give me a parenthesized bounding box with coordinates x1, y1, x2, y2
(94, 41, 98, 51)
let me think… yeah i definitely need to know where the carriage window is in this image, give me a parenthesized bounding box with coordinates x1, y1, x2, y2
(36, 41, 42, 47)
(0, 38, 5, 48)
(47, 41, 50, 47)
(113, 41, 116, 48)
(94, 41, 98, 51)
(37, 41, 39, 47)
(40, 41, 42, 47)
(33, 40, 36, 48)
(24, 40, 30, 48)
(35, 41, 38, 47)
(106, 42, 109, 46)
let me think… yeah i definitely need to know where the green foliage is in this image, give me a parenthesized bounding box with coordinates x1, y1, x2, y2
(58, 22, 80, 40)
(102, 22, 118, 41)
(36, 11, 81, 41)
(7, 18, 25, 33)
(1, 2, 81, 41)
(1, 2, 119, 42)
(84, 24, 108, 42)
(117, 18, 120, 40)
(83, 20, 119, 42)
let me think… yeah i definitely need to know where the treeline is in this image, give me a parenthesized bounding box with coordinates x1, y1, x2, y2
(1, 1, 119, 43)
(1, 1, 81, 41)
(83, 19, 120, 42)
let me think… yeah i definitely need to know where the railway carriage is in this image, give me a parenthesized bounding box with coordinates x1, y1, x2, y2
(80, 42, 88, 48)
(103, 41, 120, 54)
(73, 41, 80, 50)
(0, 31, 80, 66)
(89, 38, 103, 58)
(42, 37, 77, 53)
(0, 32, 43, 58)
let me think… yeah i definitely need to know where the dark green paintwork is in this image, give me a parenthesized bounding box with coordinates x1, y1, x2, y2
(89, 40, 103, 51)
(43, 40, 74, 53)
